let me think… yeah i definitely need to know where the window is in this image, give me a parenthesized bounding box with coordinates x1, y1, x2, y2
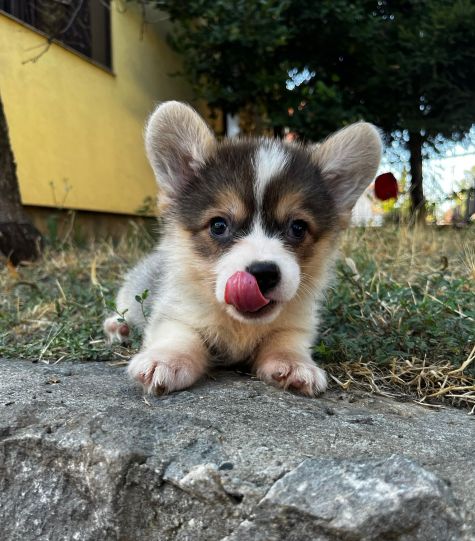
(0, 0, 111, 69)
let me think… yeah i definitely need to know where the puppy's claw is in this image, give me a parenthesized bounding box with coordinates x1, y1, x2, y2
(271, 366, 291, 382)
(128, 349, 204, 395)
(257, 357, 327, 397)
(288, 378, 306, 391)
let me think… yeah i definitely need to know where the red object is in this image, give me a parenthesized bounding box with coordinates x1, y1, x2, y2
(374, 172, 398, 201)
(225, 271, 270, 313)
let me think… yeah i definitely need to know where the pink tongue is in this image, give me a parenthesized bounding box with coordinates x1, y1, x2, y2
(225, 271, 270, 313)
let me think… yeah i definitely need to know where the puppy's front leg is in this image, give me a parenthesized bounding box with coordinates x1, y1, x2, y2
(128, 320, 208, 394)
(254, 330, 327, 397)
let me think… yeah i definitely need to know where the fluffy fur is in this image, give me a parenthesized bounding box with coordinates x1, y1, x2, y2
(104, 101, 382, 396)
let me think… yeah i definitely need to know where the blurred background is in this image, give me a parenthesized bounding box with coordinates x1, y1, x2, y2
(0, 0, 474, 263)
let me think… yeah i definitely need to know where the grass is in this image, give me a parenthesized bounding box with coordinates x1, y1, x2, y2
(321, 226, 474, 410)
(1, 224, 474, 410)
(0, 223, 153, 365)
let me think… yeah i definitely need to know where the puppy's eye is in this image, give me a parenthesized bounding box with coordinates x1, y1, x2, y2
(209, 217, 229, 238)
(288, 219, 308, 241)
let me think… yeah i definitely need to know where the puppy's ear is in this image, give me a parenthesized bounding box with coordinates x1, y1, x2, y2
(312, 122, 382, 226)
(145, 101, 216, 197)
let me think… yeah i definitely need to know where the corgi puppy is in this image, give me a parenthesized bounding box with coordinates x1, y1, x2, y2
(104, 101, 382, 396)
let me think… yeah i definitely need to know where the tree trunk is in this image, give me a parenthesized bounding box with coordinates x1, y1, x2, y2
(408, 131, 426, 224)
(0, 93, 43, 265)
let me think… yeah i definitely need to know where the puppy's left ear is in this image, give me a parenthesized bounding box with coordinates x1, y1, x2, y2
(312, 122, 382, 226)
(145, 101, 216, 198)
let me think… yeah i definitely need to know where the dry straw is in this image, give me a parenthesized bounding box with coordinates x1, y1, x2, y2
(328, 344, 475, 414)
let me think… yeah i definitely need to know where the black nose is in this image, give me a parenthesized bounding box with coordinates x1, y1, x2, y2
(246, 261, 281, 295)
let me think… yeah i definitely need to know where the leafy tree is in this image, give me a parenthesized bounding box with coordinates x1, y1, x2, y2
(150, 0, 475, 220)
(321, 0, 475, 221)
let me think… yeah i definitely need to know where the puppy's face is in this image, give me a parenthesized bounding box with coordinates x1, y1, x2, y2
(145, 102, 382, 324)
(175, 140, 338, 323)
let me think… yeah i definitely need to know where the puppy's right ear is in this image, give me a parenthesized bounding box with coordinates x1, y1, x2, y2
(145, 101, 216, 197)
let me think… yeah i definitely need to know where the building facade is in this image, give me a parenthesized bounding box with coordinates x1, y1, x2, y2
(0, 1, 198, 218)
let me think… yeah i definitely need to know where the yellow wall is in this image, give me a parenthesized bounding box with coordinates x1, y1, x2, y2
(0, 2, 196, 215)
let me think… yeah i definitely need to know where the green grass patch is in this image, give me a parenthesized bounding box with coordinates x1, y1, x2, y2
(0, 229, 152, 363)
(317, 227, 474, 370)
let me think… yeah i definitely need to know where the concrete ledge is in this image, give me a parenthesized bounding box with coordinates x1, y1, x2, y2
(1, 359, 473, 540)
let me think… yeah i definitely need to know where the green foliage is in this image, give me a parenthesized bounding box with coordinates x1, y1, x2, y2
(134, 288, 150, 320)
(0, 234, 154, 363)
(318, 247, 474, 369)
(149, 0, 475, 144)
(151, 0, 292, 116)
(347, 0, 475, 143)
(0, 261, 139, 362)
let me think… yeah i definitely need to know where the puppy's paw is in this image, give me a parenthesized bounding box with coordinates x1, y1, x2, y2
(255, 355, 327, 397)
(103, 316, 130, 343)
(127, 349, 205, 395)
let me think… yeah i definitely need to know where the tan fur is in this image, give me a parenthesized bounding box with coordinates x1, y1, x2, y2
(274, 191, 307, 222)
(212, 190, 249, 225)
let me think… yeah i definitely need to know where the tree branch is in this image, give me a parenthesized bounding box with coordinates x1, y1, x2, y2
(22, 0, 86, 65)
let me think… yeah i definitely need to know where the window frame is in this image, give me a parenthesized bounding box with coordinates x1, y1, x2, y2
(0, 0, 113, 73)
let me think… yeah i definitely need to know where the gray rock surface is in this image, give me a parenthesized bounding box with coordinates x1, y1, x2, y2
(0, 359, 474, 541)
(225, 457, 463, 541)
